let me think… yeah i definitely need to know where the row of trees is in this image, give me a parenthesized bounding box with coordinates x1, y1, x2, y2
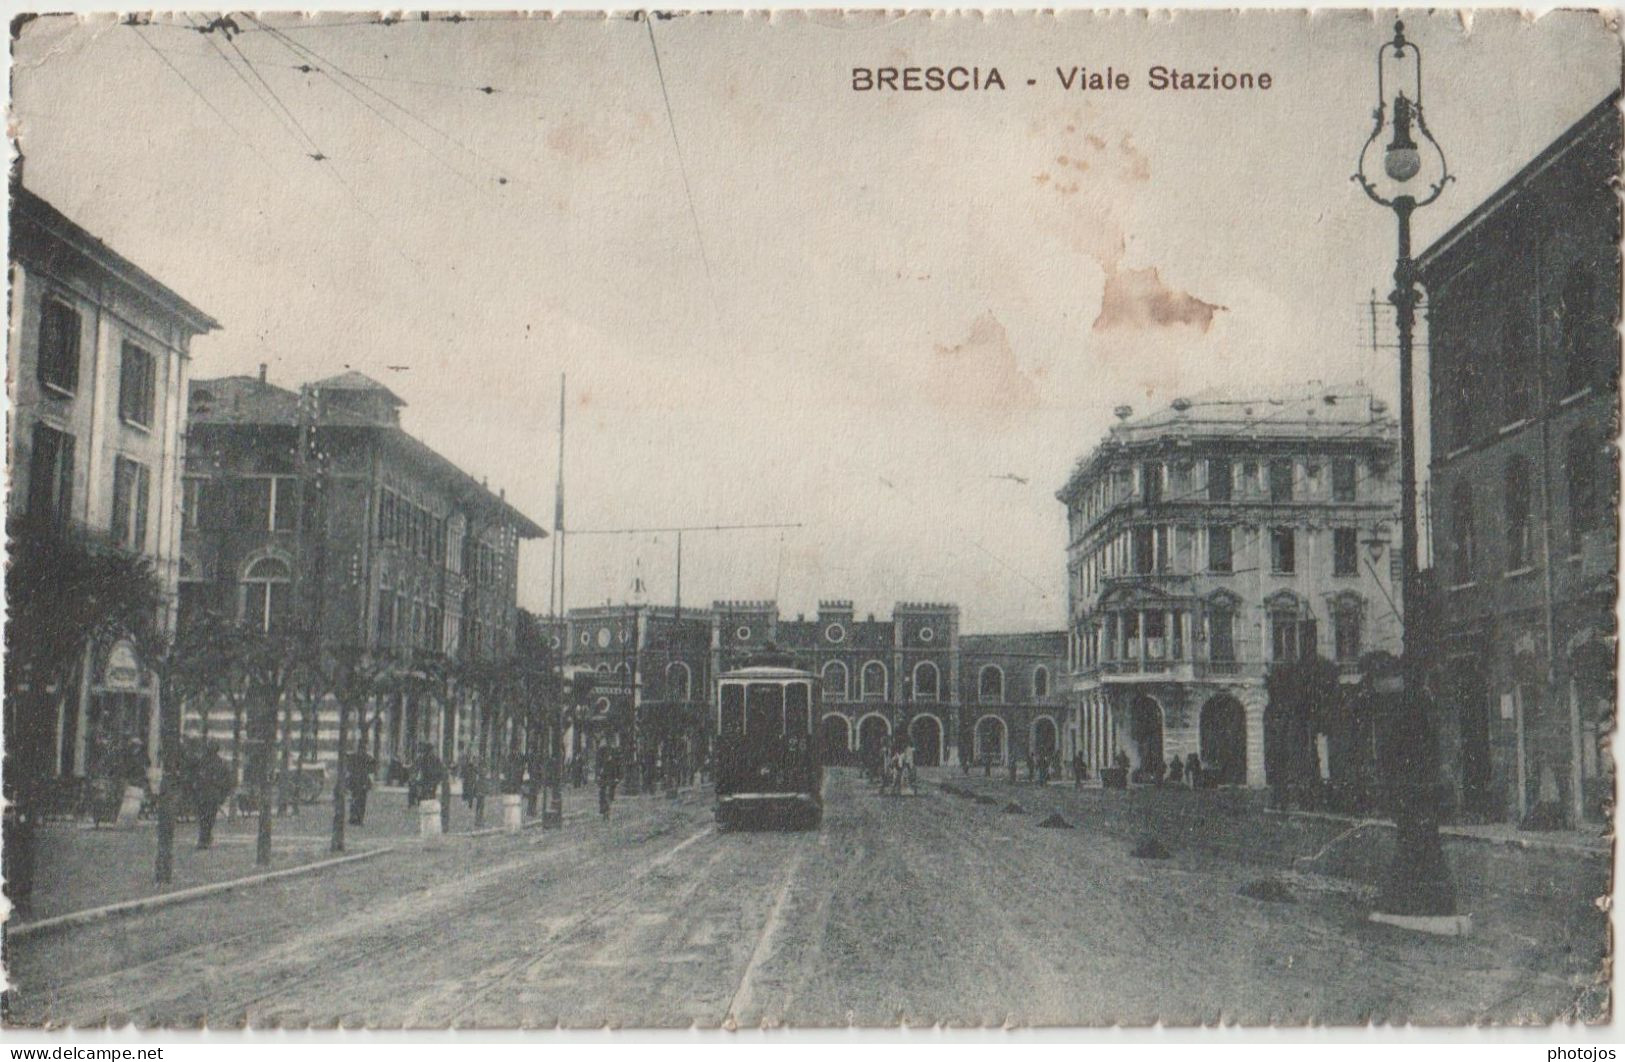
(3, 519, 566, 902)
(1262, 649, 1425, 815)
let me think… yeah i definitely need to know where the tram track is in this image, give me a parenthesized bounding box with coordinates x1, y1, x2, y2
(22, 803, 693, 1028)
(421, 823, 719, 1026)
(237, 813, 714, 1028)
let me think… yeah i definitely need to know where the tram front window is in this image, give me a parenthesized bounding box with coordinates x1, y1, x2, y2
(720, 684, 745, 738)
(784, 682, 810, 736)
(746, 683, 784, 738)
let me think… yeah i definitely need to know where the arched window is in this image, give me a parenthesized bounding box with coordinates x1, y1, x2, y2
(1033, 665, 1050, 699)
(242, 557, 291, 633)
(860, 661, 887, 700)
(912, 661, 939, 702)
(666, 661, 692, 702)
(595, 663, 611, 676)
(615, 662, 631, 680)
(1505, 457, 1533, 571)
(979, 664, 1004, 704)
(821, 660, 849, 701)
(1450, 480, 1476, 585)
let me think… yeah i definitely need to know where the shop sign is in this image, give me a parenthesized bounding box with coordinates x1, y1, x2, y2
(103, 640, 143, 691)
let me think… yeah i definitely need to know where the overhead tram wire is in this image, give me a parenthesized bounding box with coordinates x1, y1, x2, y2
(121, 33, 545, 99)
(188, 16, 315, 158)
(159, 19, 424, 272)
(243, 15, 490, 190)
(243, 13, 515, 184)
(129, 27, 279, 171)
(643, 12, 719, 315)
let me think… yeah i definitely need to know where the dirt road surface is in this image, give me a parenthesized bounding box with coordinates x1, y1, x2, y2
(4, 769, 1604, 1028)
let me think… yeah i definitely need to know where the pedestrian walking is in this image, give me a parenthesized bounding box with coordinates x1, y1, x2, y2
(1185, 752, 1202, 789)
(597, 740, 623, 817)
(1168, 755, 1184, 785)
(347, 742, 374, 826)
(193, 742, 233, 849)
(415, 744, 445, 808)
(1072, 750, 1087, 789)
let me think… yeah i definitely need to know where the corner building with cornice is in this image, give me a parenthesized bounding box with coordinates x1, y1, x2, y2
(1056, 391, 1402, 785)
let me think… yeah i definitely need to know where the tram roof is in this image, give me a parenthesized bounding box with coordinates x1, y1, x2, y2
(718, 666, 815, 681)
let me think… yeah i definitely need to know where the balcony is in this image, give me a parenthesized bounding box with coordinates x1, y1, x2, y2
(1095, 657, 1196, 683)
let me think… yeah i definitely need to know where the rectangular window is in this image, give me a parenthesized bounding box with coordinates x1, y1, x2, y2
(1333, 528, 1359, 577)
(1142, 462, 1162, 505)
(1154, 526, 1171, 572)
(1209, 610, 1235, 663)
(232, 477, 272, 532)
(183, 477, 203, 530)
(1506, 460, 1533, 571)
(1208, 526, 1232, 573)
(118, 341, 156, 428)
(376, 589, 393, 646)
(1145, 610, 1166, 659)
(1132, 525, 1155, 574)
(1332, 458, 1357, 502)
(1208, 459, 1232, 502)
(1567, 431, 1604, 550)
(271, 476, 301, 532)
(1123, 611, 1141, 659)
(37, 296, 81, 394)
(1271, 615, 1300, 662)
(1269, 460, 1295, 503)
(1334, 611, 1362, 662)
(111, 456, 150, 551)
(1270, 527, 1296, 574)
(27, 423, 75, 529)
(1169, 609, 1185, 660)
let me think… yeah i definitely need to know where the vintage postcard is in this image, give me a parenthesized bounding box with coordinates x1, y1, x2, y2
(1, 8, 1617, 1031)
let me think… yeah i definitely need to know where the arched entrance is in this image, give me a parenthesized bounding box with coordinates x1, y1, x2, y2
(857, 713, 891, 765)
(1199, 695, 1247, 785)
(1128, 695, 1164, 775)
(1032, 716, 1058, 761)
(975, 715, 1007, 765)
(909, 714, 943, 767)
(821, 713, 852, 765)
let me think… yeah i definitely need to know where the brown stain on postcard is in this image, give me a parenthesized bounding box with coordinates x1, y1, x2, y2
(925, 312, 1039, 423)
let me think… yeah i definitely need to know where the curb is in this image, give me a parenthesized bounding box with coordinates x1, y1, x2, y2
(1266, 807, 1611, 859)
(8, 845, 395, 941)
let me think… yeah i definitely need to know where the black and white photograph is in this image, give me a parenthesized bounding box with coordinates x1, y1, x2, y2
(1, 8, 1618, 1031)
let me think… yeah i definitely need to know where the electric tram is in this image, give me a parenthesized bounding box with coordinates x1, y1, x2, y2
(713, 650, 822, 830)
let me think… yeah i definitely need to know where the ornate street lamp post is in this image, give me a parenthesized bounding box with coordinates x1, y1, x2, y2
(1353, 19, 1467, 932)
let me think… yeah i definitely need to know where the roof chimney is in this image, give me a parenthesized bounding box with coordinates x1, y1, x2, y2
(258, 363, 267, 384)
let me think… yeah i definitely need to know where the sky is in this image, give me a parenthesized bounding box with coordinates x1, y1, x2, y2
(10, 9, 1620, 630)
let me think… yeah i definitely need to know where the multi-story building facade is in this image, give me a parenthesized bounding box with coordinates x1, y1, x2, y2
(563, 597, 1066, 771)
(7, 184, 220, 781)
(180, 369, 545, 770)
(1056, 392, 1401, 785)
(1420, 92, 1619, 827)
(959, 632, 1069, 769)
(711, 599, 964, 766)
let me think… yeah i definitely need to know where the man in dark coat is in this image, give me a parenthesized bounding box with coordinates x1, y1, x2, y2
(415, 744, 445, 806)
(193, 743, 233, 849)
(347, 743, 375, 825)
